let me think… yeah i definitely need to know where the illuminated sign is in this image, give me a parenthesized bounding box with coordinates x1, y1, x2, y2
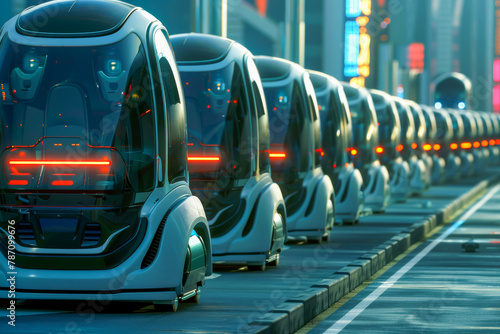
(346, 0, 361, 17)
(344, 21, 360, 77)
(344, 0, 371, 86)
(494, 1, 500, 111)
(408, 43, 425, 71)
(494, 59, 500, 82)
(493, 85, 500, 112)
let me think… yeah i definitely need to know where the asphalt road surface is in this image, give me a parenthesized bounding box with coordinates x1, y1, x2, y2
(302, 184, 500, 334)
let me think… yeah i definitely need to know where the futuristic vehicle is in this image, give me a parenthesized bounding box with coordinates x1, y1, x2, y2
(342, 83, 390, 213)
(390, 97, 417, 200)
(445, 109, 466, 180)
(171, 34, 285, 270)
(479, 112, 499, 165)
(456, 110, 479, 176)
(255, 56, 334, 243)
(308, 71, 363, 225)
(469, 111, 490, 172)
(433, 109, 460, 181)
(420, 105, 446, 184)
(406, 100, 431, 191)
(432, 72, 472, 110)
(369, 90, 410, 202)
(0, 0, 212, 311)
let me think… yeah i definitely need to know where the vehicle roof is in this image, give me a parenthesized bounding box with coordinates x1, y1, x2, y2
(16, 0, 137, 38)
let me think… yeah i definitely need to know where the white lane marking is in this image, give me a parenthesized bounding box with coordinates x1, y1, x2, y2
(324, 185, 500, 334)
(205, 273, 221, 280)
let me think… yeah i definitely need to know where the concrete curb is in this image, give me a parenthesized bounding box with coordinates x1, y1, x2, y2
(246, 176, 498, 333)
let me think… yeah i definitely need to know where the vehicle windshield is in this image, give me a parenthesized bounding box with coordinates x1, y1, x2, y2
(349, 101, 368, 148)
(264, 81, 310, 176)
(181, 61, 251, 186)
(316, 92, 339, 161)
(375, 105, 397, 146)
(0, 34, 155, 194)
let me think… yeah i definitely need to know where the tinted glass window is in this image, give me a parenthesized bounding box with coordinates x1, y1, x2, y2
(304, 75, 322, 167)
(264, 81, 310, 176)
(17, 0, 135, 37)
(180, 61, 251, 185)
(155, 30, 187, 184)
(0, 34, 155, 194)
(171, 34, 232, 63)
(349, 101, 367, 147)
(246, 58, 270, 175)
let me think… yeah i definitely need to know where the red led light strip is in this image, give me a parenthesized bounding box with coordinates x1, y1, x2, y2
(9, 160, 111, 166)
(187, 156, 220, 161)
(8, 180, 28, 186)
(52, 180, 74, 186)
(269, 152, 287, 159)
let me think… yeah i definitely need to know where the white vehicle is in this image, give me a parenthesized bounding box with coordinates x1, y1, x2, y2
(457, 111, 480, 176)
(308, 71, 363, 225)
(255, 57, 335, 243)
(406, 100, 431, 192)
(479, 112, 500, 165)
(342, 84, 390, 213)
(420, 105, 446, 185)
(171, 34, 286, 271)
(445, 109, 466, 180)
(433, 109, 461, 181)
(391, 97, 421, 201)
(0, 0, 212, 312)
(369, 90, 409, 201)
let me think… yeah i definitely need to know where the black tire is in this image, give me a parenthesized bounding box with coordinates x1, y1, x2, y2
(248, 263, 266, 272)
(154, 298, 178, 312)
(184, 288, 201, 304)
(267, 254, 279, 267)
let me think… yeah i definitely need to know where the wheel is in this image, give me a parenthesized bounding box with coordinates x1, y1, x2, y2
(154, 297, 178, 312)
(248, 262, 266, 271)
(193, 288, 201, 303)
(184, 288, 201, 304)
(322, 233, 331, 243)
(308, 236, 322, 244)
(267, 254, 279, 267)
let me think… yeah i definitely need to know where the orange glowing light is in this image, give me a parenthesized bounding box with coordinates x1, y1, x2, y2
(396, 144, 404, 152)
(315, 148, 325, 157)
(351, 149, 358, 156)
(269, 152, 287, 159)
(9, 160, 111, 166)
(496, 139, 500, 145)
(8, 180, 28, 186)
(473, 141, 481, 148)
(411, 143, 418, 149)
(423, 144, 432, 151)
(489, 139, 496, 146)
(140, 109, 151, 117)
(450, 143, 459, 150)
(461, 142, 472, 149)
(375, 146, 384, 154)
(481, 140, 489, 147)
(433, 144, 441, 151)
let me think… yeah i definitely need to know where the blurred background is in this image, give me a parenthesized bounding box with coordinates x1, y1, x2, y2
(1, 0, 498, 111)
